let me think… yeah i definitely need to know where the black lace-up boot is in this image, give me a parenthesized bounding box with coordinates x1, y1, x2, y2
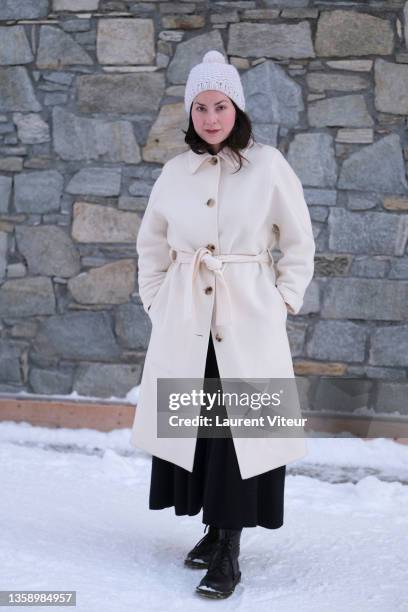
(195, 528, 242, 599)
(184, 524, 220, 569)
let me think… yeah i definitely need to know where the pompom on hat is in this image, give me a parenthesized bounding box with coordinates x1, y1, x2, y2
(184, 50, 246, 114)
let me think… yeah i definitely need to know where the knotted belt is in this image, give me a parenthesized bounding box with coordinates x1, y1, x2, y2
(169, 246, 273, 331)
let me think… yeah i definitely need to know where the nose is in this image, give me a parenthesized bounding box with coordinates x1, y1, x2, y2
(204, 112, 219, 126)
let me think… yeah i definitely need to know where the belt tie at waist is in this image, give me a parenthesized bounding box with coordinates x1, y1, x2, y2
(169, 246, 272, 331)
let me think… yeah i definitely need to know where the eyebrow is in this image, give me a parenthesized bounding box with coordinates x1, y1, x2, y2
(194, 99, 228, 107)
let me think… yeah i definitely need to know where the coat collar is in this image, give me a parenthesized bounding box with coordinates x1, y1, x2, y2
(187, 141, 254, 174)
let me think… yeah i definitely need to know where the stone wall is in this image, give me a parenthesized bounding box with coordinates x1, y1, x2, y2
(0, 0, 407, 417)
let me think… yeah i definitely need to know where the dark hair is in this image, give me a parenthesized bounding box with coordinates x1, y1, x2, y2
(182, 98, 255, 174)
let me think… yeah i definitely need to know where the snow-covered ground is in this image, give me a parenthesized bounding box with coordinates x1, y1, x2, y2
(0, 420, 407, 611)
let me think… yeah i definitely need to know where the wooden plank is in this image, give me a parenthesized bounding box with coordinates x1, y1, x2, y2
(0, 396, 135, 431)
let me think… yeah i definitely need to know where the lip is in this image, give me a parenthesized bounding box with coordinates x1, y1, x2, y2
(205, 129, 220, 134)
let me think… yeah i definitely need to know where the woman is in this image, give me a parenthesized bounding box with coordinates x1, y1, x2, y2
(131, 50, 315, 599)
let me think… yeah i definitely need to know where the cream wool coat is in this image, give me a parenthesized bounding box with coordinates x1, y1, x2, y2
(130, 140, 316, 479)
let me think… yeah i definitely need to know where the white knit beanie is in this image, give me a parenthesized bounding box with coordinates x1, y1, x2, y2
(184, 50, 246, 114)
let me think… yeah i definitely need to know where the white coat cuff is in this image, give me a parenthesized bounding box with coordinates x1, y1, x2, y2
(276, 285, 303, 315)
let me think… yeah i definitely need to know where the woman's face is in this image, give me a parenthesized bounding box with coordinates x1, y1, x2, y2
(191, 90, 236, 152)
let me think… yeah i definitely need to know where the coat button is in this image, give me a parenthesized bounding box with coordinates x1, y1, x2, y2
(210, 157, 218, 165)
(206, 198, 215, 207)
(206, 243, 216, 252)
(215, 333, 223, 342)
(204, 286, 213, 295)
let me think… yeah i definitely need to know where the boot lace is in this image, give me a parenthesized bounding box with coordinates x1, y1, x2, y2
(191, 524, 217, 553)
(207, 535, 237, 577)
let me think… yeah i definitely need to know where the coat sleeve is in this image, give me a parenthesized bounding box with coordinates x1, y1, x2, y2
(136, 168, 170, 315)
(271, 149, 315, 315)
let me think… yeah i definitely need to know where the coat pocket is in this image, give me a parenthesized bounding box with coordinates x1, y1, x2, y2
(148, 285, 163, 320)
(274, 284, 288, 318)
(147, 268, 172, 322)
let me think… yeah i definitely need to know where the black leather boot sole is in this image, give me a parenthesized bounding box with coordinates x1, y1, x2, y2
(195, 570, 241, 599)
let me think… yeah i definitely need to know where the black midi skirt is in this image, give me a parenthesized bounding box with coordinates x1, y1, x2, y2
(149, 332, 286, 530)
